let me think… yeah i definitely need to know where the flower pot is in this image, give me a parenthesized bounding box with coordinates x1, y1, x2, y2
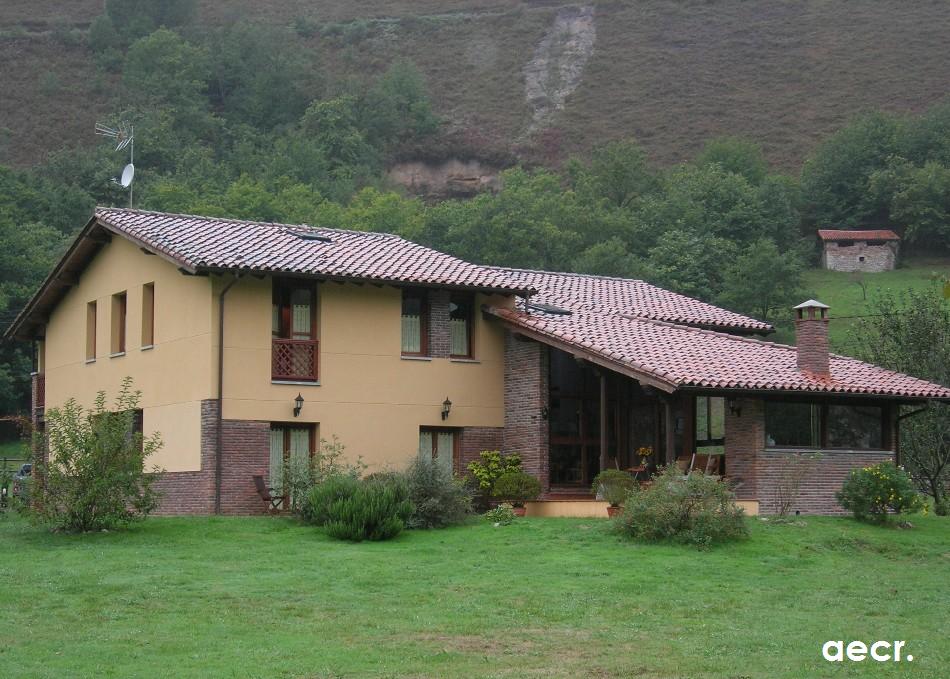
(606, 505, 621, 518)
(512, 506, 527, 517)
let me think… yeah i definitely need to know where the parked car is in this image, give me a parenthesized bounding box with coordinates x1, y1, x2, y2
(12, 463, 31, 497)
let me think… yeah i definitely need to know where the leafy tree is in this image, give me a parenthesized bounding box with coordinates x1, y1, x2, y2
(104, 0, 196, 42)
(124, 29, 210, 115)
(696, 136, 769, 185)
(300, 96, 379, 178)
(569, 138, 659, 209)
(360, 59, 439, 148)
(33, 378, 164, 532)
(867, 159, 950, 249)
(640, 230, 737, 301)
(800, 110, 901, 227)
(850, 286, 950, 506)
(572, 238, 640, 278)
(717, 238, 806, 323)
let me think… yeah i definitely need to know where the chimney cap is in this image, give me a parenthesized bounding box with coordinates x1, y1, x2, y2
(793, 299, 830, 310)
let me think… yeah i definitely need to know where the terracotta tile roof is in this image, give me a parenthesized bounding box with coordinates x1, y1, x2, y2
(818, 229, 900, 241)
(94, 208, 532, 294)
(487, 307, 950, 400)
(490, 267, 773, 333)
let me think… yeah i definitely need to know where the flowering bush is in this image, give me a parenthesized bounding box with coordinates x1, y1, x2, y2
(836, 462, 926, 524)
(466, 450, 521, 492)
(484, 503, 516, 525)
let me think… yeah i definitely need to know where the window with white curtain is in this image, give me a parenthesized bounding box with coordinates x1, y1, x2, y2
(419, 428, 458, 475)
(401, 290, 428, 356)
(449, 294, 473, 358)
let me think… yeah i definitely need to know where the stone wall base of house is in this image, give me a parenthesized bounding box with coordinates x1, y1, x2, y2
(756, 449, 895, 515)
(153, 400, 271, 516)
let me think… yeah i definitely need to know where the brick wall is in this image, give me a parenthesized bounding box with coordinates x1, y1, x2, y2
(726, 397, 897, 514)
(458, 426, 504, 474)
(823, 241, 898, 272)
(153, 399, 272, 515)
(795, 314, 830, 376)
(757, 449, 894, 515)
(428, 290, 451, 358)
(502, 331, 550, 491)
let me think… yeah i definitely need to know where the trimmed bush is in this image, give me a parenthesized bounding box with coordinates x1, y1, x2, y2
(836, 462, 926, 524)
(404, 456, 472, 529)
(592, 469, 635, 507)
(303, 473, 360, 526)
(491, 470, 542, 507)
(484, 503, 516, 525)
(616, 466, 748, 548)
(466, 450, 522, 493)
(324, 475, 412, 542)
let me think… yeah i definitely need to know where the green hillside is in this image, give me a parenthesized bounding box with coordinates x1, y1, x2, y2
(2, 0, 950, 169)
(772, 259, 950, 350)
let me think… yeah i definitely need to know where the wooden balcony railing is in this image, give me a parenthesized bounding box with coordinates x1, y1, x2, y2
(271, 339, 318, 382)
(32, 372, 45, 410)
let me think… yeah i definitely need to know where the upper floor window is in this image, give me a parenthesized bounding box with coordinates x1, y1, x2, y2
(401, 289, 429, 356)
(141, 283, 155, 347)
(111, 291, 127, 355)
(272, 279, 318, 382)
(86, 301, 97, 361)
(449, 293, 473, 358)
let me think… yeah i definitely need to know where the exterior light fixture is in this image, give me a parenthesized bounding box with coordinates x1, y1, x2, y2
(727, 398, 741, 417)
(293, 393, 304, 418)
(441, 397, 452, 421)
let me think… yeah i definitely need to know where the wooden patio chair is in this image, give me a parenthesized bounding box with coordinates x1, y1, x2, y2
(253, 475, 285, 514)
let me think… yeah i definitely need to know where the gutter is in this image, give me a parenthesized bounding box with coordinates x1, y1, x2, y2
(214, 275, 241, 514)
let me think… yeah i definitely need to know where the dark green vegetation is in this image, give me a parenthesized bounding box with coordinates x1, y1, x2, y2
(1, 514, 948, 678)
(2, 1, 950, 169)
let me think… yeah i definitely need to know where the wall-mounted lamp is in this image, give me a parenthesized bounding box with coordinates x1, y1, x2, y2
(441, 397, 452, 421)
(727, 398, 742, 417)
(293, 393, 304, 418)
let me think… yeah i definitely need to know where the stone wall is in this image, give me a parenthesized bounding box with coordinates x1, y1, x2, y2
(822, 241, 898, 272)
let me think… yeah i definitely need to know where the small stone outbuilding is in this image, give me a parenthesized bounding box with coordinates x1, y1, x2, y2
(819, 229, 900, 272)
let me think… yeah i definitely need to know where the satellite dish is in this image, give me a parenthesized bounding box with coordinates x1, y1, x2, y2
(120, 163, 135, 188)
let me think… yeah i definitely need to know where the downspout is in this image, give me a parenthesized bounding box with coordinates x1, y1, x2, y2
(214, 275, 241, 514)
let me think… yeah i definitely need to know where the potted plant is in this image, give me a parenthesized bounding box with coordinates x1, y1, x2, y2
(491, 470, 542, 516)
(636, 446, 654, 469)
(592, 469, 635, 517)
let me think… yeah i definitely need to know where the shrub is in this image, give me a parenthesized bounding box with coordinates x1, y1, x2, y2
(285, 436, 365, 517)
(836, 462, 926, 524)
(484, 503, 516, 525)
(404, 456, 472, 529)
(592, 469, 635, 507)
(33, 378, 163, 532)
(467, 450, 522, 492)
(324, 475, 412, 542)
(935, 493, 950, 516)
(491, 470, 541, 507)
(616, 466, 748, 548)
(303, 473, 360, 526)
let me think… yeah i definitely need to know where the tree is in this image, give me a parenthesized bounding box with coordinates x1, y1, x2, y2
(360, 59, 439, 148)
(569, 138, 659, 209)
(640, 231, 738, 302)
(104, 0, 196, 42)
(124, 29, 210, 115)
(696, 136, 769, 185)
(572, 238, 640, 279)
(717, 238, 806, 323)
(33, 378, 163, 532)
(850, 286, 950, 506)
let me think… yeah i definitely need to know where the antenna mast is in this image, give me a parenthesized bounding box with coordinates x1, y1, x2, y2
(95, 120, 135, 208)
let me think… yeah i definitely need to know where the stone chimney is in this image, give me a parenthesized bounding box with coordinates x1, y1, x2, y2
(794, 300, 830, 378)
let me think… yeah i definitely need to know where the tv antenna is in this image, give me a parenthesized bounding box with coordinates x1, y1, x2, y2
(95, 121, 135, 207)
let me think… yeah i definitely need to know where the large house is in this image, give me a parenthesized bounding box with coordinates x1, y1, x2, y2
(8, 209, 950, 516)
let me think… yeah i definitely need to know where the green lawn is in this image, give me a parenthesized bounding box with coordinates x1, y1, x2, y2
(1, 515, 948, 678)
(772, 258, 950, 348)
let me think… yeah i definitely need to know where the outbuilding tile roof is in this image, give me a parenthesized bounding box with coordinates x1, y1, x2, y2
(491, 267, 773, 333)
(818, 229, 900, 241)
(94, 208, 531, 294)
(487, 307, 950, 400)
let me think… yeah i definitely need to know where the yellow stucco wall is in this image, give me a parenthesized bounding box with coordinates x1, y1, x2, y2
(43, 237, 214, 472)
(217, 276, 511, 469)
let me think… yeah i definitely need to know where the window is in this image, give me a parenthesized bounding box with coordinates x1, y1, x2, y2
(838, 240, 855, 248)
(867, 240, 886, 246)
(269, 424, 315, 504)
(449, 293, 473, 358)
(86, 301, 97, 361)
(272, 279, 318, 381)
(695, 396, 725, 454)
(401, 289, 429, 356)
(765, 401, 885, 450)
(419, 428, 458, 475)
(111, 292, 126, 355)
(827, 405, 883, 449)
(141, 283, 155, 347)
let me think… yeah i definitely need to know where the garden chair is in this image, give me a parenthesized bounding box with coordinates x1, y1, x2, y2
(253, 475, 285, 514)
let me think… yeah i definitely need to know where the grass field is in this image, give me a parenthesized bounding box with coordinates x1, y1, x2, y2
(792, 258, 950, 351)
(1, 514, 948, 678)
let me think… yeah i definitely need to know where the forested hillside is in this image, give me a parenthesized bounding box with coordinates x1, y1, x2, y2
(1, 0, 950, 414)
(2, 0, 950, 169)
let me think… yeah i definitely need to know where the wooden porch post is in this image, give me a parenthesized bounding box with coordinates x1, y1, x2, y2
(664, 399, 675, 466)
(599, 372, 608, 472)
